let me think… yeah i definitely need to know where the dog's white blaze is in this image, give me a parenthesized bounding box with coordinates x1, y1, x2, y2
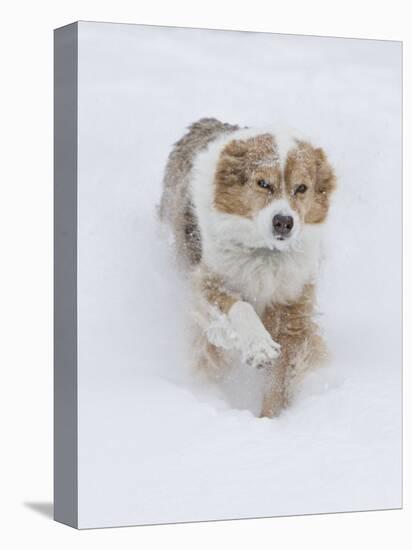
(274, 130, 298, 167)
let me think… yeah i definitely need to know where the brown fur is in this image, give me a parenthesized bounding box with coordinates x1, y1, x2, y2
(214, 134, 282, 217)
(285, 142, 336, 224)
(200, 270, 239, 314)
(213, 135, 336, 227)
(197, 342, 230, 380)
(260, 284, 327, 417)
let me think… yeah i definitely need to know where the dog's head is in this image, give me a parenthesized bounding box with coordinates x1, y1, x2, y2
(212, 132, 336, 251)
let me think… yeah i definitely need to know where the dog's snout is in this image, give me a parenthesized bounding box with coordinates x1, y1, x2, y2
(272, 214, 294, 237)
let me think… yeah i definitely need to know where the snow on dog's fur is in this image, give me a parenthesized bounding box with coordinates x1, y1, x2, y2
(160, 118, 336, 417)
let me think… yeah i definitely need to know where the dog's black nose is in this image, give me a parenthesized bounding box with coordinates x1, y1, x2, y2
(272, 214, 294, 237)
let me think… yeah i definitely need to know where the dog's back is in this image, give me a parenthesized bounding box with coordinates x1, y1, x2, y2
(160, 118, 239, 266)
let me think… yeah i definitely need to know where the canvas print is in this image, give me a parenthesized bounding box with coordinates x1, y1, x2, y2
(54, 21, 402, 529)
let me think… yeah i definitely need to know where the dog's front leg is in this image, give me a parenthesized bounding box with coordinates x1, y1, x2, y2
(225, 302, 281, 369)
(260, 355, 288, 418)
(199, 271, 281, 369)
(259, 286, 316, 417)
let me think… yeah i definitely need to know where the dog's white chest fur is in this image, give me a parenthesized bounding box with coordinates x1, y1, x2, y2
(205, 226, 323, 313)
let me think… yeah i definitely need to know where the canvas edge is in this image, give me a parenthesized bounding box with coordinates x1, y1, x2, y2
(53, 21, 78, 529)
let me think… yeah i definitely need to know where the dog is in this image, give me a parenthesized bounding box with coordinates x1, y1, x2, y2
(160, 118, 336, 417)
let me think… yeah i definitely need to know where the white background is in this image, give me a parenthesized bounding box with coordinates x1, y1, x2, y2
(0, 0, 410, 548)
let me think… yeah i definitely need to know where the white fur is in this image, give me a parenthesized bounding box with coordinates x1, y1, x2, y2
(271, 128, 297, 166)
(228, 301, 281, 367)
(205, 308, 237, 350)
(206, 301, 281, 369)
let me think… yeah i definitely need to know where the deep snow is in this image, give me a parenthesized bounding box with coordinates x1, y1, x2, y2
(76, 22, 402, 528)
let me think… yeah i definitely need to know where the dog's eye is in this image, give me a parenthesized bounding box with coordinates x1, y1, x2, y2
(257, 179, 272, 191)
(295, 184, 308, 194)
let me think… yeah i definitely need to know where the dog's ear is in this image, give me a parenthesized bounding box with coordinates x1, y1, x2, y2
(306, 148, 336, 223)
(314, 148, 336, 196)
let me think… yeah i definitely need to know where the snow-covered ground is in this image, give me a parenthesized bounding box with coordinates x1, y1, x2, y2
(77, 22, 402, 528)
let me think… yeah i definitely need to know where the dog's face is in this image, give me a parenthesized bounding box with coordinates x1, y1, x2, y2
(213, 133, 336, 251)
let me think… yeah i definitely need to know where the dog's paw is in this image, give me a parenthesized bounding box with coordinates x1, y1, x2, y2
(243, 333, 281, 369)
(227, 301, 281, 369)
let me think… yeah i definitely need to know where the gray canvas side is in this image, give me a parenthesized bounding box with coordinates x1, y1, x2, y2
(53, 22, 78, 528)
